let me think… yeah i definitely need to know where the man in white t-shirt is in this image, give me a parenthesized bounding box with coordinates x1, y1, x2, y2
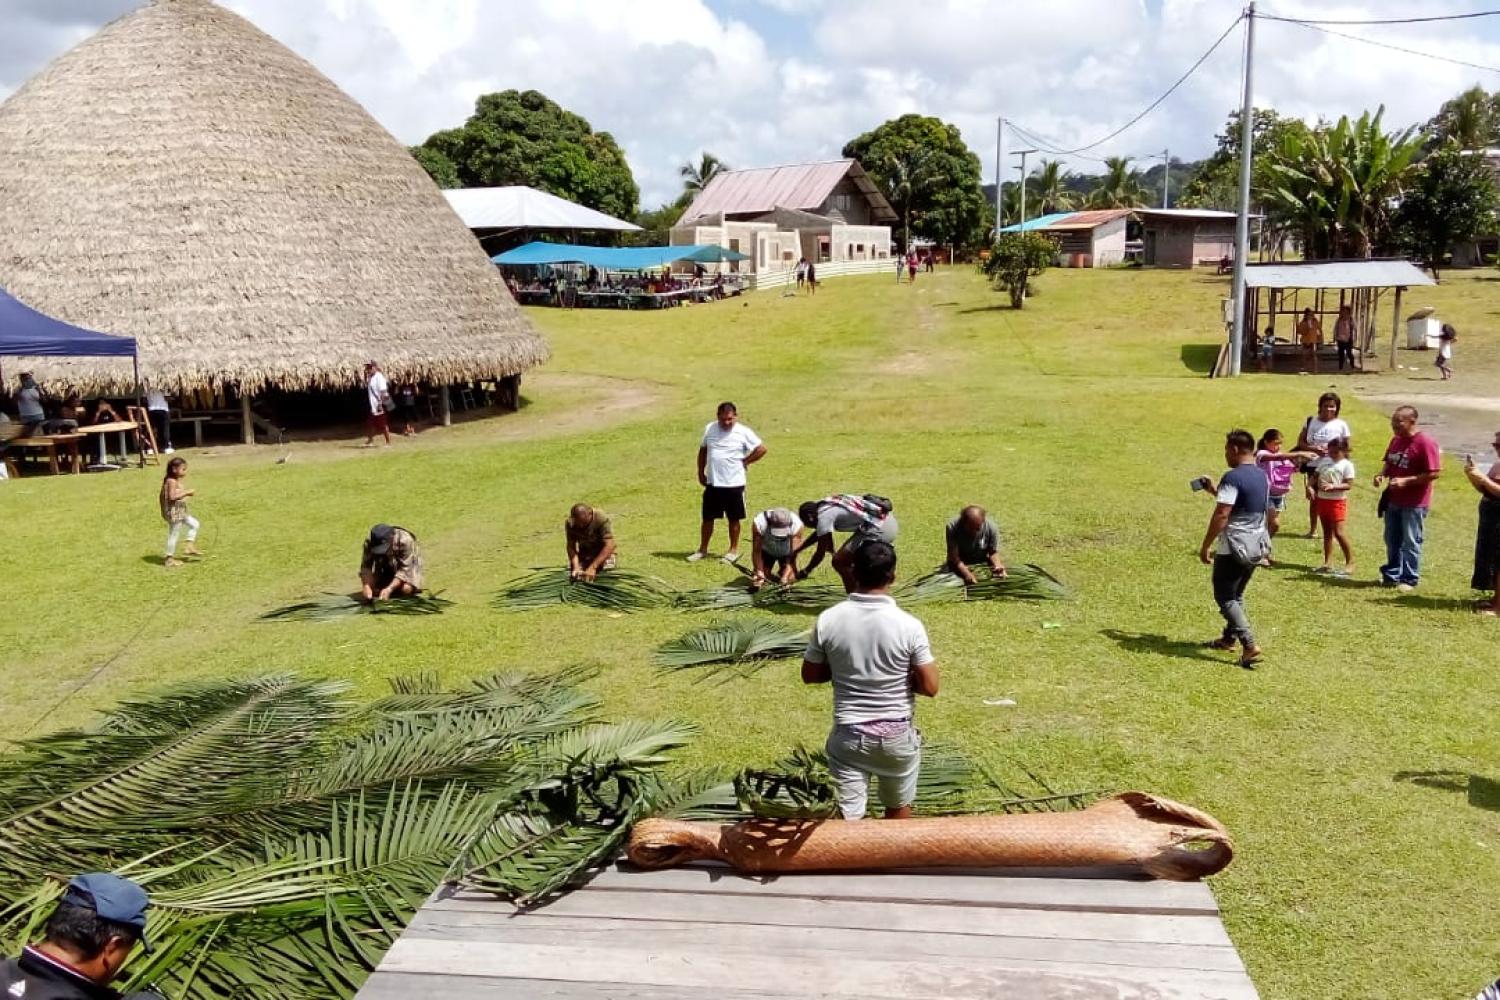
(689, 402, 766, 563)
(802, 541, 939, 820)
(363, 360, 392, 447)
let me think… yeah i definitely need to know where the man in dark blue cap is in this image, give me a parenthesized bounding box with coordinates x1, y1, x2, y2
(0, 873, 161, 999)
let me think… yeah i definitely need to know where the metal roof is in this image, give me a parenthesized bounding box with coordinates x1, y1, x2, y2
(680, 160, 897, 224)
(1242, 259, 1435, 290)
(998, 209, 1130, 233)
(441, 186, 640, 231)
(1134, 208, 1243, 220)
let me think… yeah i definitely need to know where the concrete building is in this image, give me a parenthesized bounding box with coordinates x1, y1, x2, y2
(998, 210, 1131, 267)
(1134, 209, 1239, 268)
(671, 160, 896, 287)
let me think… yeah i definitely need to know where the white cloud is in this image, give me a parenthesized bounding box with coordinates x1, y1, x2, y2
(7, 0, 1500, 207)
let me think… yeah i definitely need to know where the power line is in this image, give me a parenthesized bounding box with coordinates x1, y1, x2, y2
(1270, 16, 1500, 74)
(1260, 9, 1500, 26)
(1007, 12, 1244, 156)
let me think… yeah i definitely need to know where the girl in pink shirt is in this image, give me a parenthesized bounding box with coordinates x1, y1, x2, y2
(1256, 428, 1316, 547)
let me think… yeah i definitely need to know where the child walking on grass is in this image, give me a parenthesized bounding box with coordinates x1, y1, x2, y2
(1435, 323, 1455, 380)
(1313, 437, 1355, 577)
(160, 456, 202, 568)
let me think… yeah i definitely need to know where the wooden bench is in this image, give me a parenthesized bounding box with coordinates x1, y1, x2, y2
(357, 861, 1258, 999)
(5, 433, 85, 475)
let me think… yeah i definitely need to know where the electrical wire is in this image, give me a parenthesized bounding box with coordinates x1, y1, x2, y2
(1006, 12, 1244, 156)
(1269, 16, 1500, 74)
(1259, 9, 1500, 26)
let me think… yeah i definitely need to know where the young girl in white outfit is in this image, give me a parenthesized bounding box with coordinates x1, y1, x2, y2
(160, 457, 202, 567)
(1436, 324, 1455, 380)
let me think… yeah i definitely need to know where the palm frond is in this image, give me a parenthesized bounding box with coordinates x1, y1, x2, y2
(654, 621, 809, 678)
(900, 564, 1067, 604)
(493, 568, 675, 613)
(259, 592, 453, 622)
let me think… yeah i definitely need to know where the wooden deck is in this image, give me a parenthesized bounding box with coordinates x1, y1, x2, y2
(357, 863, 1258, 999)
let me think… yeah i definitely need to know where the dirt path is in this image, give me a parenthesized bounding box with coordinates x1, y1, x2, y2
(1354, 374, 1499, 459)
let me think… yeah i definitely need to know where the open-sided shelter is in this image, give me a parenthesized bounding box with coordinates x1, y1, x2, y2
(0, 0, 549, 442)
(1225, 259, 1436, 375)
(443, 186, 641, 254)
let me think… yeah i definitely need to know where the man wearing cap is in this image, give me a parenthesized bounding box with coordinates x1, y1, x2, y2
(1, 872, 163, 999)
(566, 503, 617, 582)
(749, 507, 804, 589)
(358, 523, 424, 603)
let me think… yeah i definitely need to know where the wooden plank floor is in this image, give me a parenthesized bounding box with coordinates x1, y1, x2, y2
(358, 863, 1258, 999)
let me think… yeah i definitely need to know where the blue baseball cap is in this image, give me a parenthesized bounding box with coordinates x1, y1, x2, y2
(62, 874, 151, 952)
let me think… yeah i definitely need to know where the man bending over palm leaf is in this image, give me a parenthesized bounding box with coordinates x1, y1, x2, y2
(795, 493, 898, 592)
(944, 505, 1007, 584)
(749, 506, 804, 590)
(566, 503, 617, 582)
(359, 523, 424, 604)
(801, 541, 939, 820)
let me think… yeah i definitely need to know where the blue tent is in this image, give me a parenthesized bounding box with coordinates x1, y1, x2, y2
(491, 242, 749, 268)
(0, 287, 137, 358)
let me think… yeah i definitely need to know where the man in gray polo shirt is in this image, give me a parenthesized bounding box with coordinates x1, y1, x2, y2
(801, 541, 940, 820)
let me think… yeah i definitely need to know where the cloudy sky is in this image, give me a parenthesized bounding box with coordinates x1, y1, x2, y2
(6, 0, 1500, 208)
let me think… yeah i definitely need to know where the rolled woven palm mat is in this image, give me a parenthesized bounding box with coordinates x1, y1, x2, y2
(628, 792, 1232, 881)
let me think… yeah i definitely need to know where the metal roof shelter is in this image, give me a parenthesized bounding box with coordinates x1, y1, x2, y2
(492, 242, 748, 268)
(442, 187, 640, 233)
(680, 159, 897, 225)
(999, 210, 1132, 234)
(1221, 259, 1436, 377)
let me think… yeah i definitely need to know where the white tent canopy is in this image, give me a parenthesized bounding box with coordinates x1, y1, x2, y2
(442, 186, 640, 232)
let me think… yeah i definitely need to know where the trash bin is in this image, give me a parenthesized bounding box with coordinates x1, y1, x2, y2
(1406, 306, 1440, 349)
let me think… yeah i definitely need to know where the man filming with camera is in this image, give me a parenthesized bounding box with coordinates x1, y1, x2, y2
(1, 872, 163, 999)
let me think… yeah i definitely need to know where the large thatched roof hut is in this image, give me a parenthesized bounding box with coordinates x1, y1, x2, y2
(0, 0, 548, 417)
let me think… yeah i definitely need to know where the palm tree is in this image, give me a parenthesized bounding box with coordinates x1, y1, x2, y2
(883, 148, 934, 250)
(1031, 159, 1076, 215)
(1087, 157, 1149, 209)
(1429, 85, 1494, 150)
(679, 152, 729, 196)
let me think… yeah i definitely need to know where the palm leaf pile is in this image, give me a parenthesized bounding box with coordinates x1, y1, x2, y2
(493, 568, 676, 613)
(726, 744, 1095, 820)
(654, 621, 810, 681)
(0, 668, 698, 999)
(259, 591, 454, 621)
(676, 563, 1065, 615)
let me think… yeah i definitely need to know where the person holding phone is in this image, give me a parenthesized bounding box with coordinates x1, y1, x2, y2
(1465, 431, 1500, 616)
(1198, 430, 1270, 668)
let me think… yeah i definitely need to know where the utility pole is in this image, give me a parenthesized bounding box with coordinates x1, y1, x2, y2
(1013, 148, 1038, 228)
(994, 116, 1004, 237)
(1229, 2, 1256, 377)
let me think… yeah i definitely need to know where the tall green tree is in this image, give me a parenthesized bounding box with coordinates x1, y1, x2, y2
(1426, 85, 1499, 150)
(1179, 108, 1301, 210)
(1395, 143, 1499, 279)
(1031, 160, 1077, 214)
(979, 232, 1059, 308)
(413, 89, 639, 219)
(680, 152, 729, 196)
(1087, 157, 1149, 208)
(843, 114, 990, 249)
(1260, 107, 1423, 258)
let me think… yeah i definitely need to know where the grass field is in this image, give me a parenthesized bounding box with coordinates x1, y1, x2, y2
(4, 263, 1499, 999)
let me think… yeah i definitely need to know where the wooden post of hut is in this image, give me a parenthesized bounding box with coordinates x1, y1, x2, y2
(240, 393, 254, 445)
(439, 385, 453, 427)
(1389, 286, 1403, 371)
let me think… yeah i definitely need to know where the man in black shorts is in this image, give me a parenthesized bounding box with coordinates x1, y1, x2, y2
(689, 402, 766, 563)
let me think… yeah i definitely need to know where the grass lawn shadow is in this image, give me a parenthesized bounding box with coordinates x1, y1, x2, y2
(1390, 594, 1481, 611)
(956, 303, 1018, 315)
(1179, 344, 1220, 374)
(1099, 629, 1228, 664)
(1394, 770, 1500, 812)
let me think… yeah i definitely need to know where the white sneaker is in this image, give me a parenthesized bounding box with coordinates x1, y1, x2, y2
(1396, 583, 1415, 594)
(685, 551, 706, 562)
(721, 551, 741, 564)
(163, 447, 175, 454)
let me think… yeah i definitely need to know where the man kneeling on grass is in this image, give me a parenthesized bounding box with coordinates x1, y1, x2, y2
(945, 505, 1007, 583)
(801, 542, 939, 820)
(566, 503, 617, 582)
(359, 524, 424, 604)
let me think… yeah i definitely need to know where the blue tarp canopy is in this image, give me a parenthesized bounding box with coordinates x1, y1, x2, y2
(997, 213, 1073, 234)
(0, 287, 136, 357)
(491, 241, 749, 267)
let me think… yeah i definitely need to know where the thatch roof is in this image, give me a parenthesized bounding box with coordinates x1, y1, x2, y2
(0, 0, 549, 395)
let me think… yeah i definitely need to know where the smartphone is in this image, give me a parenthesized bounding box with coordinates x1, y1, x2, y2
(1189, 477, 1209, 492)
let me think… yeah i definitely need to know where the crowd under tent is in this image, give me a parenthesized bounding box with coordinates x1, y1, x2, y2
(1217, 259, 1436, 377)
(0, 0, 549, 444)
(491, 242, 749, 268)
(443, 186, 641, 253)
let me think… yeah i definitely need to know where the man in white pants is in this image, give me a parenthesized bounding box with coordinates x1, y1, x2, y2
(801, 541, 940, 820)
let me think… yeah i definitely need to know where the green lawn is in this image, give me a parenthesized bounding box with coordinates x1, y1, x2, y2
(4, 264, 1499, 999)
